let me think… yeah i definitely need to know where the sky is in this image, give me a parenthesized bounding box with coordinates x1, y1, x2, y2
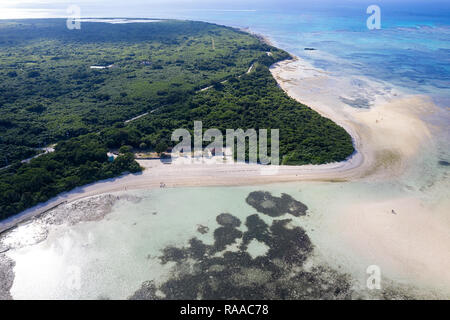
(0, 0, 448, 19)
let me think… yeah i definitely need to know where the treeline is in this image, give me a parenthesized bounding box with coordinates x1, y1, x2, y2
(0, 134, 141, 220)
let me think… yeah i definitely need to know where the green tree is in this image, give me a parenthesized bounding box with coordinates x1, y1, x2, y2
(119, 145, 133, 154)
(155, 142, 168, 156)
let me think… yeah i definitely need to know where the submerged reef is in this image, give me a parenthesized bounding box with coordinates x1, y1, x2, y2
(0, 190, 426, 300)
(130, 191, 354, 300)
(131, 212, 352, 299)
(130, 191, 421, 300)
(245, 191, 308, 217)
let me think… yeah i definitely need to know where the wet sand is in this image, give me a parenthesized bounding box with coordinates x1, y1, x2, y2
(271, 58, 450, 296)
(336, 197, 450, 294)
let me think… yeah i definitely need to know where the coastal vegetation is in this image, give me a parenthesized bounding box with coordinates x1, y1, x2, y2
(0, 134, 140, 220)
(0, 19, 272, 164)
(0, 19, 354, 220)
(119, 64, 354, 165)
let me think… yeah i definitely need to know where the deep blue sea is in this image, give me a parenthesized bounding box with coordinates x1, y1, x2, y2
(147, 2, 450, 109)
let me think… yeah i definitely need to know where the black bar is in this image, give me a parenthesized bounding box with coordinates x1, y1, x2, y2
(0, 300, 447, 318)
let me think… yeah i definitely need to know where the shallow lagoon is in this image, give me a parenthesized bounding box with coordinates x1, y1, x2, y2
(3, 165, 448, 299)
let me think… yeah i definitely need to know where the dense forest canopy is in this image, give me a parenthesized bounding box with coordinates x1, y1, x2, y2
(0, 19, 354, 220)
(0, 19, 271, 163)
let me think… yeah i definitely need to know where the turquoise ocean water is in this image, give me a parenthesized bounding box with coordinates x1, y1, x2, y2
(150, 2, 450, 108)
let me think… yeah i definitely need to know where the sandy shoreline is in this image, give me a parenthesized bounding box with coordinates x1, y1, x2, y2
(0, 56, 436, 234)
(271, 58, 450, 295)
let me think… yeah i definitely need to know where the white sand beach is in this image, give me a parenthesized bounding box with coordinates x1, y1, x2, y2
(270, 58, 450, 295)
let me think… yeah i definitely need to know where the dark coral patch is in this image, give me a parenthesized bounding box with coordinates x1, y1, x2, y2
(131, 192, 417, 300)
(136, 206, 353, 300)
(267, 219, 312, 265)
(160, 247, 187, 265)
(213, 227, 243, 252)
(439, 160, 450, 166)
(196, 224, 209, 234)
(246, 191, 308, 217)
(216, 213, 241, 227)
